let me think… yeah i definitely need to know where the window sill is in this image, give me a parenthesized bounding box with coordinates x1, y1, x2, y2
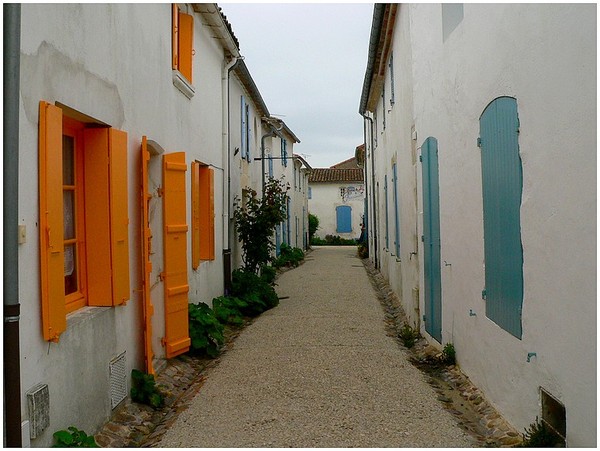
(172, 70, 195, 99)
(67, 305, 111, 328)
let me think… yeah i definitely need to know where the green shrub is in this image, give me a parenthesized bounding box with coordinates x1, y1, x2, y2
(357, 243, 369, 259)
(440, 343, 456, 365)
(231, 269, 279, 317)
(131, 369, 164, 409)
(212, 296, 246, 326)
(518, 417, 564, 447)
(53, 426, 99, 448)
(311, 234, 357, 246)
(399, 323, 419, 348)
(188, 302, 224, 358)
(308, 213, 319, 241)
(273, 243, 304, 268)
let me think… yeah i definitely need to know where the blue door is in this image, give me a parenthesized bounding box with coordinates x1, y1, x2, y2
(336, 205, 352, 233)
(421, 137, 442, 342)
(480, 97, 523, 339)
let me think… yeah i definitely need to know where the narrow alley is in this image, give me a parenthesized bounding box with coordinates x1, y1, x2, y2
(157, 247, 474, 447)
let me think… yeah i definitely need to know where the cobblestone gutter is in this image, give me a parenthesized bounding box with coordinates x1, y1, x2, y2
(362, 257, 523, 447)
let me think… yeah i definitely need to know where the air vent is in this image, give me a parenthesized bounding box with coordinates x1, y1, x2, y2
(540, 387, 566, 446)
(109, 352, 127, 409)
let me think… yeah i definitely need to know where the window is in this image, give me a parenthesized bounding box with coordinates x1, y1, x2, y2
(382, 84, 386, 130)
(172, 4, 194, 83)
(191, 162, 215, 269)
(268, 153, 274, 178)
(240, 96, 250, 162)
(392, 163, 400, 257)
(480, 96, 523, 339)
(281, 138, 288, 167)
(384, 174, 389, 249)
(389, 52, 395, 106)
(308, 187, 312, 199)
(39, 101, 130, 342)
(336, 205, 352, 233)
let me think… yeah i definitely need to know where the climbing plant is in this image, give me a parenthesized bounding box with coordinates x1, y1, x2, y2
(233, 178, 289, 273)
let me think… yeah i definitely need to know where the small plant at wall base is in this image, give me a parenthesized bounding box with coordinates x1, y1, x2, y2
(212, 295, 247, 326)
(357, 242, 369, 259)
(439, 343, 456, 365)
(130, 369, 164, 409)
(273, 243, 304, 268)
(234, 178, 289, 273)
(231, 269, 279, 317)
(53, 426, 99, 447)
(188, 302, 225, 358)
(308, 213, 319, 242)
(399, 323, 419, 348)
(517, 417, 565, 447)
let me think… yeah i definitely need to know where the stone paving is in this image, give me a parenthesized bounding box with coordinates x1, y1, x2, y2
(94, 248, 523, 447)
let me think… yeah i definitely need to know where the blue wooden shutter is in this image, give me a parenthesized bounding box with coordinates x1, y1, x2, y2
(392, 163, 400, 257)
(268, 154, 273, 178)
(246, 104, 251, 162)
(384, 174, 389, 249)
(336, 205, 352, 233)
(389, 52, 395, 106)
(240, 96, 247, 159)
(480, 97, 524, 339)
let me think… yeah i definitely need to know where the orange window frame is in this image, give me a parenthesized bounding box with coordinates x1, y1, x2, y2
(63, 119, 88, 314)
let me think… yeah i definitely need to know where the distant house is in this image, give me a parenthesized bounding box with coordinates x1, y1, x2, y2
(359, 3, 596, 446)
(308, 156, 365, 241)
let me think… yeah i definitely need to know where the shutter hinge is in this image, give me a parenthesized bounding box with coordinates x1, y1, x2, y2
(419, 154, 423, 162)
(159, 272, 166, 281)
(157, 187, 164, 198)
(422, 314, 426, 322)
(421, 235, 424, 242)
(477, 137, 482, 148)
(482, 289, 487, 300)
(161, 337, 166, 347)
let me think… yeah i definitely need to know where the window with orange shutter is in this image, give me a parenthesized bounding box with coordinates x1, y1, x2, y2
(38, 100, 130, 342)
(172, 4, 194, 84)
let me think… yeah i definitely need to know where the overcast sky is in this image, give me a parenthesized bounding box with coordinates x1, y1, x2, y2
(219, 3, 374, 168)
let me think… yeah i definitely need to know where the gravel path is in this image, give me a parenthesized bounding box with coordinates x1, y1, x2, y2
(158, 246, 475, 447)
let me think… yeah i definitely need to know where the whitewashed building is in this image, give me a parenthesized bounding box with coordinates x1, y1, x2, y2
(360, 4, 596, 446)
(308, 157, 365, 241)
(8, 3, 303, 446)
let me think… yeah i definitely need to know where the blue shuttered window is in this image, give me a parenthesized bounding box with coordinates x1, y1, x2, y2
(240, 96, 247, 159)
(389, 52, 395, 106)
(336, 205, 352, 233)
(384, 174, 389, 249)
(392, 163, 400, 257)
(268, 154, 273, 178)
(281, 139, 288, 167)
(480, 96, 524, 339)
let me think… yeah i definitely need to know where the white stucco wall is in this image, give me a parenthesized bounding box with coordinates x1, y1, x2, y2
(365, 3, 596, 446)
(18, 4, 234, 445)
(308, 182, 365, 240)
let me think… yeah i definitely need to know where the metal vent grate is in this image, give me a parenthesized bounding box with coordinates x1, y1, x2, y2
(109, 352, 127, 409)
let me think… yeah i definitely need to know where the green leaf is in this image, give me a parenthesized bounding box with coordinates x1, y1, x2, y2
(54, 430, 74, 446)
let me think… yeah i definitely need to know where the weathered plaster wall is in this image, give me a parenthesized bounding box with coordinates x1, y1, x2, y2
(406, 3, 596, 446)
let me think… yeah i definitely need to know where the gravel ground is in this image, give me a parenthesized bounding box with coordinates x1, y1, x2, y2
(158, 246, 475, 447)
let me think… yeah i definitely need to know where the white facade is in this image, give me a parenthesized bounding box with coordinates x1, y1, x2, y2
(308, 174, 365, 241)
(361, 4, 596, 447)
(13, 3, 305, 446)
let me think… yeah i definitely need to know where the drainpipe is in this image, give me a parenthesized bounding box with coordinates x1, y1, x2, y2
(4, 3, 23, 447)
(222, 56, 242, 294)
(362, 113, 378, 269)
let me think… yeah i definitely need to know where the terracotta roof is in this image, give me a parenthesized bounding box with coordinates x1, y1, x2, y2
(308, 168, 364, 183)
(330, 156, 359, 169)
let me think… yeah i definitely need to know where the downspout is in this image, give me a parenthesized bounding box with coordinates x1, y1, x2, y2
(362, 113, 378, 269)
(4, 3, 23, 447)
(223, 56, 242, 294)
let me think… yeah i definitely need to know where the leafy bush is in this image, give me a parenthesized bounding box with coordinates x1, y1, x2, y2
(234, 178, 289, 273)
(440, 343, 456, 365)
(131, 369, 164, 409)
(518, 417, 564, 447)
(308, 213, 319, 241)
(231, 269, 279, 317)
(311, 234, 357, 246)
(273, 243, 304, 268)
(212, 296, 246, 326)
(53, 426, 98, 447)
(357, 243, 369, 259)
(399, 323, 419, 348)
(188, 302, 224, 358)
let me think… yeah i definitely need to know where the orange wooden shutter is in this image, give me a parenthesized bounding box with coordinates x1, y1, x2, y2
(39, 101, 67, 342)
(191, 161, 201, 270)
(178, 11, 194, 83)
(83, 128, 113, 307)
(109, 128, 130, 305)
(141, 137, 155, 373)
(162, 152, 191, 358)
(198, 166, 215, 260)
(172, 3, 179, 70)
